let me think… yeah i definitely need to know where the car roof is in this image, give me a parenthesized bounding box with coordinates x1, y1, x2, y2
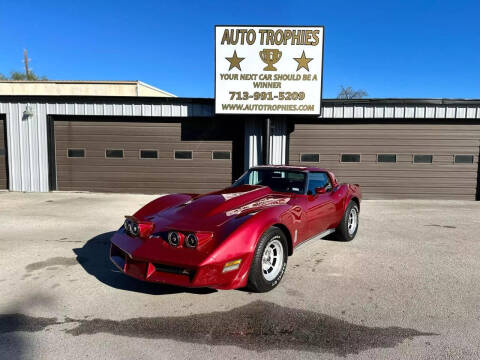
(250, 165, 329, 173)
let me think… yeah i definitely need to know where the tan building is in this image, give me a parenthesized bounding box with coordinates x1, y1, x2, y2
(0, 80, 175, 97)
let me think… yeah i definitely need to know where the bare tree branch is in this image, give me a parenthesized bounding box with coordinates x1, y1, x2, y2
(337, 85, 368, 99)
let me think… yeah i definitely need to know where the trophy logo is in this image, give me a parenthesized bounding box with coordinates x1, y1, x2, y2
(259, 49, 282, 71)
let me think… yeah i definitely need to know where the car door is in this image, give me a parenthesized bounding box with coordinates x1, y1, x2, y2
(304, 172, 337, 238)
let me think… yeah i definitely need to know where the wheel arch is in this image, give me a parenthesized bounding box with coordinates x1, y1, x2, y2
(350, 196, 360, 211)
(272, 223, 293, 256)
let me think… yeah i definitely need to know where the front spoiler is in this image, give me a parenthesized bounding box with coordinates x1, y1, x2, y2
(110, 239, 247, 290)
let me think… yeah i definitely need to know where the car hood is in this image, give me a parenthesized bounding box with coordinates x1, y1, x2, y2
(148, 185, 292, 232)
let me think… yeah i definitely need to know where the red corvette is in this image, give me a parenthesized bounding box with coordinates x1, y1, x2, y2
(110, 166, 361, 292)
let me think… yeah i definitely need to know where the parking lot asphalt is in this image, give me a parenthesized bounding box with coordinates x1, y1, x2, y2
(0, 191, 479, 359)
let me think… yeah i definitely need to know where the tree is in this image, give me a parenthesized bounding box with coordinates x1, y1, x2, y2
(337, 85, 368, 99)
(1, 50, 48, 80)
(7, 71, 48, 81)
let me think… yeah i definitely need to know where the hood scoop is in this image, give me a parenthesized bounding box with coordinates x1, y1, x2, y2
(207, 186, 272, 216)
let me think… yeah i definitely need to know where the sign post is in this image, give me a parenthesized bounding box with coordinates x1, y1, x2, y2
(215, 25, 324, 116)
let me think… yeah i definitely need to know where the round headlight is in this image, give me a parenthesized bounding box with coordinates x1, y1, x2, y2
(167, 231, 180, 247)
(131, 223, 139, 236)
(185, 233, 198, 248)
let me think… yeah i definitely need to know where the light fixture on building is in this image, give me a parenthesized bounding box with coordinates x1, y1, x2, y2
(23, 105, 34, 119)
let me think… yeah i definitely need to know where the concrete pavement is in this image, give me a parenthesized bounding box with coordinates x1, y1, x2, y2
(0, 191, 479, 359)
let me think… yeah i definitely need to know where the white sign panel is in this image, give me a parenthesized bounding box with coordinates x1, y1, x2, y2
(215, 25, 324, 115)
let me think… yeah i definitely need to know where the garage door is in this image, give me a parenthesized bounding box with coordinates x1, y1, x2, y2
(54, 120, 233, 194)
(289, 122, 480, 199)
(0, 118, 7, 189)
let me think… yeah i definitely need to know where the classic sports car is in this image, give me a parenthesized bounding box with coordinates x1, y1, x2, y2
(110, 166, 361, 292)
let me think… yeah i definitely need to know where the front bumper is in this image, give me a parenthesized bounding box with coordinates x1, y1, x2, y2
(110, 232, 247, 289)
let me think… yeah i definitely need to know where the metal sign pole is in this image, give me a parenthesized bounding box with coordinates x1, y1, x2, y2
(264, 117, 271, 165)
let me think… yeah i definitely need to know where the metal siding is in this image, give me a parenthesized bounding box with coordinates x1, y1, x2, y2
(94, 103, 104, 116)
(142, 104, 152, 117)
(425, 107, 435, 118)
(354, 106, 364, 118)
(269, 118, 287, 165)
(446, 107, 456, 118)
(394, 106, 405, 118)
(385, 107, 394, 118)
(152, 105, 162, 117)
(374, 106, 384, 118)
(104, 104, 113, 116)
(0, 118, 7, 189)
(162, 104, 172, 117)
(467, 107, 476, 119)
(405, 107, 415, 118)
(344, 106, 354, 118)
(38, 103, 49, 191)
(76, 103, 86, 115)
(436, 106, 446, 118)
(415, 106, 425, 118)
(323, 107, 333, 118)
(333, 106, 343, 118)
(364, 106, 374, 118)
(244, 118, 262, 169)
(66, 103, 75, 114)
(181, 105, 189, 117)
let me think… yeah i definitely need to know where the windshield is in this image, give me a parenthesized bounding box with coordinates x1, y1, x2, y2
(232, 169, 306, 194)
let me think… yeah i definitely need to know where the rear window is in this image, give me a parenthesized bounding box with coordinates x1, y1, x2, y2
(233, 169, 306, 194)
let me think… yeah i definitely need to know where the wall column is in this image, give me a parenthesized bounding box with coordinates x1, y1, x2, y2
(243, 117, 287, 169)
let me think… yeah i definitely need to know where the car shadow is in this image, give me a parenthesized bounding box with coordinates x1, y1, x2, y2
(72, 231, 216, 295)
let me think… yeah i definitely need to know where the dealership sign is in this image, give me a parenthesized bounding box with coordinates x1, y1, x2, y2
(215, 25, 324, 115)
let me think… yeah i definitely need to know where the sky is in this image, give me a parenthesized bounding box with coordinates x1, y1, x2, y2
(0, 0, 479, 99)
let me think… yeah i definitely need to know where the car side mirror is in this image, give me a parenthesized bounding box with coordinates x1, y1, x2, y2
(315, 186, 327, 194)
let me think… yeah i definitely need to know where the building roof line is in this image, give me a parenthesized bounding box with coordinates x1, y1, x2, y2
(137, 81, 177, 97)
(0, 80, 143, 84)
(0, 95, 479, 105)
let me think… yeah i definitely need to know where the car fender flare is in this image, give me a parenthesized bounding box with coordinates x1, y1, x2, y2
(242, 205, 294, 253)
(343, 184, 361, 213)
(205, 205, 294, 289)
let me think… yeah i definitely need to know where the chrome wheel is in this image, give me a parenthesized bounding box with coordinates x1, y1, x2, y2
(347, 207, 358, 235)
(262, 238, 284, 281)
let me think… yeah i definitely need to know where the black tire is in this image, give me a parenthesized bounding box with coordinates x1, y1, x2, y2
(247, 227, 288, 293)
(334, 201, 359, 242)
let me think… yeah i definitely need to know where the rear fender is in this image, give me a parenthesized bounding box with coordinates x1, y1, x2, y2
(343, 184, 362, 213)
